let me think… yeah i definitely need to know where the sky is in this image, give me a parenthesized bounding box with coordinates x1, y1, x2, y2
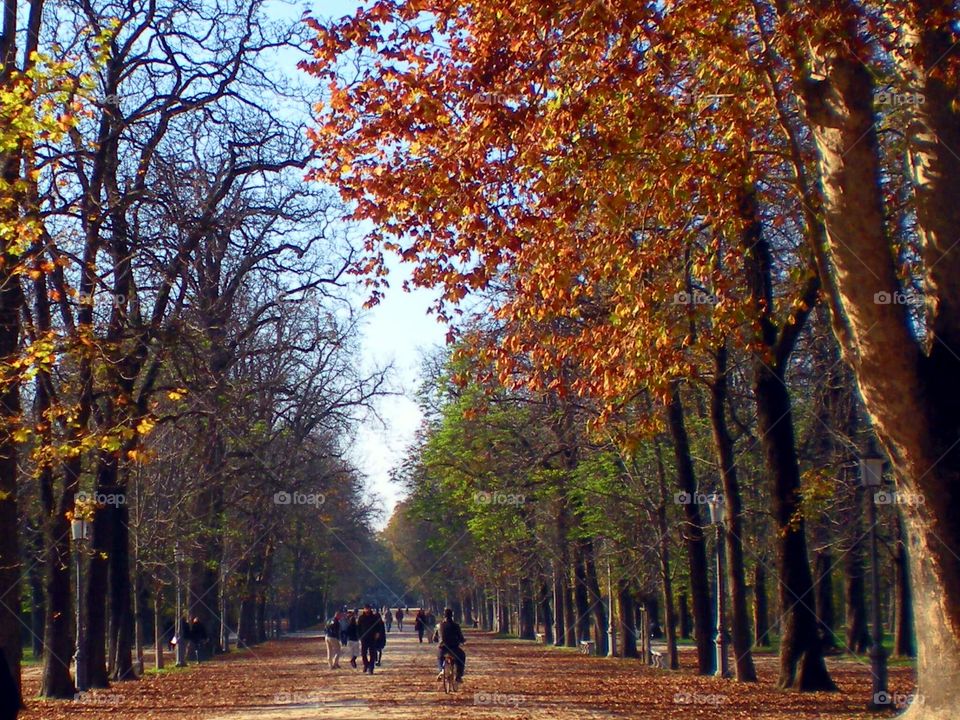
(349, 260, 446, 529)
(277, 0, 446, 529)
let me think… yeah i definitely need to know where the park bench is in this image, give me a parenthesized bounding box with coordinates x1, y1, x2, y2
(579, 640, 595, 655)
(535, 632, 545, 643)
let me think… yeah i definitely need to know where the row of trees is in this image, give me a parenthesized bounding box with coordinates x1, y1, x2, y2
(304, 1, 960, 718)
(0, 0, 391, 707)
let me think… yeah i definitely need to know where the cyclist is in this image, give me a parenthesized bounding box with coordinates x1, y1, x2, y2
(434, 607, 466, 684)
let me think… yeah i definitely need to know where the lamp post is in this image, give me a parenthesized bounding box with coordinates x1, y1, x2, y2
(606, 559, 616, 657)
(174, 547, 186, 667)
(71, 515, 90, 692)
(707, 493, 730, 678)
(860, 453, 889, 709)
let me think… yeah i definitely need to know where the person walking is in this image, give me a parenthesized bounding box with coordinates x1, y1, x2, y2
(384, 608, 393, 632)
(415, 609, 426, 643)
(395, 607, 404, 631)
(188, 617, 208, 664)
(357, 605, 380, 674)
(345, 611, 360, 668)
(324, 618, 342, 669)
(374, 612, 387, 666)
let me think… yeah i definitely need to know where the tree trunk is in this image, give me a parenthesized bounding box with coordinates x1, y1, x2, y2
(738, 179, 834, 691)
(753, 565, 769, 647)
(709, 344, 757, 681)
(618, 580, 638, 658)
(666, 383, 714, 673)
(537, 580, 553, 644)
(552, 561, 566, 646)
(39, 462, 75, 697)
(894, 513, 915, 658)
(84, 454, 118, 688)
(814, 551, 836, 653)
(109, 499, 135, 680)
(519, 581, 535, 640)
(573, 543, 591, 646)
(679, 591, 692, 639)
(154, 587, 164, 670)
(754, 363, 835, 690)
(795, 7, 960, 715)
(582, 539, 608, 655)
(652, 435, 680, 669)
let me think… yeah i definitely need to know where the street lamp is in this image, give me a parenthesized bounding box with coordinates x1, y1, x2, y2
(859, 452, 889, 709)
(707, 493, 730, 678)
(174, 547, 186, 667)
(71, 515, 90, 692)
(606, 559, 616, 657)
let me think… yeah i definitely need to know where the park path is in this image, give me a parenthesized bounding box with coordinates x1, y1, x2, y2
(21, 625, 915, 719)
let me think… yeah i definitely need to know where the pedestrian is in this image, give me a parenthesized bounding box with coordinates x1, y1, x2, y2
(324, 618, 342, 669)
(415, 609, 426, 643)
(357, 604, 380, 674)
(345, 611, 360, 668)
(188, 617, 208, 663)
(395, 607, 404, 631)
(374, 612, 387, 666)
(339, 609, 350, 645)
(385, 608, 393, 632)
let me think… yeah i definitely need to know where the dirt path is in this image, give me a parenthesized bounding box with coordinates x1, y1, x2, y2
(21, 626, 915, 719)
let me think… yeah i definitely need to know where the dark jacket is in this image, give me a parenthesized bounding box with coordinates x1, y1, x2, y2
(438, 619, 465, 649)
(346, 617, 359, 642)
(374, 617, 387, 649)
(325, 621, 340, 639)
(357, 611, 379, 645)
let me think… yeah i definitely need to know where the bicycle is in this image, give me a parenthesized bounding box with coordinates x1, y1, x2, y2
(440, 652, 458, 693)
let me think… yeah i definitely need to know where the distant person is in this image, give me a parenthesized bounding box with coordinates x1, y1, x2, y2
(395, 607, 404, 631)
(357, 605, 380, 674)
(339, 609, 350, 645)
(435, 608, 466, 684)
(415, 609, 426, 643)
(374, 612, 387, 666)
(425, 609, 436, 638)
(385, 608, 393, 632)
(0, 648, 18, 720)
(324, 618, 342, 669)
(188, 617, 208, 663)
(345, 612, 360, 668)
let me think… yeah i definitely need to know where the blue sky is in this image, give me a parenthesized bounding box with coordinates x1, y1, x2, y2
(289, 0, 447, 527)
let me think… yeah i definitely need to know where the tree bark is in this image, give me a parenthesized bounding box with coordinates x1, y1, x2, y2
(814, 551, 836, 653)
(894, 513, 916, 658)
(793, 4, 960, 714)
(652, 435, 680, 669)
(753, 565, 769, 647)
(618, 580, 638, 658)
(709, 344, 757, 681)
(666, 383, 714, 673)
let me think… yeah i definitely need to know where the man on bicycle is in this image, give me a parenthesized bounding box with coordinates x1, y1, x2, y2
(434, 608, 466, 683)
